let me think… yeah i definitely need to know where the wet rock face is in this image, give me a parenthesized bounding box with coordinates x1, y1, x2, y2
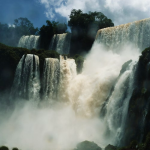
(122, 47, 150, 145)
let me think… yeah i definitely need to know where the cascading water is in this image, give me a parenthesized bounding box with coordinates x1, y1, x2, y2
(103, 61, 137, 145)
(11, 54, 40, 100)
(41, 56, 77, 102)
(1, 18, 149, 150)
(49, 33, 71, 54)
(58, 55, 77, 101)
(96, 18, 150, 51)
(18, 35, 40, 49)
(42, 58, 60, 101)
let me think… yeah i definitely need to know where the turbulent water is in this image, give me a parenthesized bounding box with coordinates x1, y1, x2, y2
(96, 18, 150, 51)
(0, 45, 139, 150)
(1, 18, 150, 150)
(49, 33, 71, 54)
(18, 35, 40, 49)
(41, 56, 77, 102)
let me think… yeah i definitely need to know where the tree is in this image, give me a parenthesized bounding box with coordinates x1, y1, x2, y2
(57, 23, 67, 34)
(68, 9, 114, 55)
(14, 17, 39, 36)
(68, 9, 114, 33)
(39, 20, 67, 49)
(0, 18, 39, 47)
(39, 20, 56, 49)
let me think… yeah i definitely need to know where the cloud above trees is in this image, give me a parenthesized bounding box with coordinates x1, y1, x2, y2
(39, 0, 150, 25)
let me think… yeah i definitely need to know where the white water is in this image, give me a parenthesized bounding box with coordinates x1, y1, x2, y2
(96, 18, 150, 51)
(1, 18, 148, 150)
(67, 43, 139, 117)
(18, 35, 40, 50)
(11, 54, 40, 100)
(42, 58, 60, 100)
(0, 43, 139, 150)
(53, 55, 77, 102)
(104, 61, 137, 145)
(49, 33, 71, 54)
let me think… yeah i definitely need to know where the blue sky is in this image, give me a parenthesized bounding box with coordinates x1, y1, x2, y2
(0, 0, 67, 28)
(1, 0, 150, 28)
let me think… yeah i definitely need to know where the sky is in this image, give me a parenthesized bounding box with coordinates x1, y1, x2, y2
(0, 0, 150, 28)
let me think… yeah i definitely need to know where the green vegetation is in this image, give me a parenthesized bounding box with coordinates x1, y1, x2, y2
(105, 144, 117, 150)
(75, 141, 102, 150)
(0, 9, 114, 55)
(0, 146, 9, 150)
(14, 17, 39, 35)
(0, 43, 29, 91)
(0, 18, 68, 50)
(0, 43, 59, 91)
(39, 9, 114, 53)
(140, 47, 150, 65)
(39, 9, 114, 52)
(0, 17, 38, 47)
(0, 146, 19, 150)
(12, 148, 18, 150)
(68, 9, 114, 55)
(39, 21, 67, 50)
(0, 42, 84, 92)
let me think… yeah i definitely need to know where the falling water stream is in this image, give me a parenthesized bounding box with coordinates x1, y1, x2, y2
(1, 18, 150, 150)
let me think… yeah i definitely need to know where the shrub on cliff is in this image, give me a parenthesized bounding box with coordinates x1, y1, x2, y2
(75, 141, 102, 150)
(0, 146, 9, 150)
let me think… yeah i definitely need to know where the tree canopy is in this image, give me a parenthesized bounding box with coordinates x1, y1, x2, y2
(0, 9, 114, 53)
(39, 20, 67, 49)
(14, 17, 39, 35)
(0, 17, 38, 47)
(68, 9, 114, 55)
(68, 9, 114, 36)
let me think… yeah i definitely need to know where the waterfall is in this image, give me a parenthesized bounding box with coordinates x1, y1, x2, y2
(103, 61, 137, 145)
(11, 54, 40, 100)
(96, 18, 150, 51)
(41, 55, 77, 102)
(49, 33, 71, 54)
(2, 18, 148, 150)
(42, 58, 60, 101)
(18, 35, 40, 50)
(58, 55, 77, 101)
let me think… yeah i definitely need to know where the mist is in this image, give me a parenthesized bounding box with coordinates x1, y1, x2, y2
(0, 41, 140, 150)
(0, 101, 106, 150)
(67, 42, 139, 117)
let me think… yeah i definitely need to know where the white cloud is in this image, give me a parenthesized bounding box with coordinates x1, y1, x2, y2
(38, 0, 150, 25)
